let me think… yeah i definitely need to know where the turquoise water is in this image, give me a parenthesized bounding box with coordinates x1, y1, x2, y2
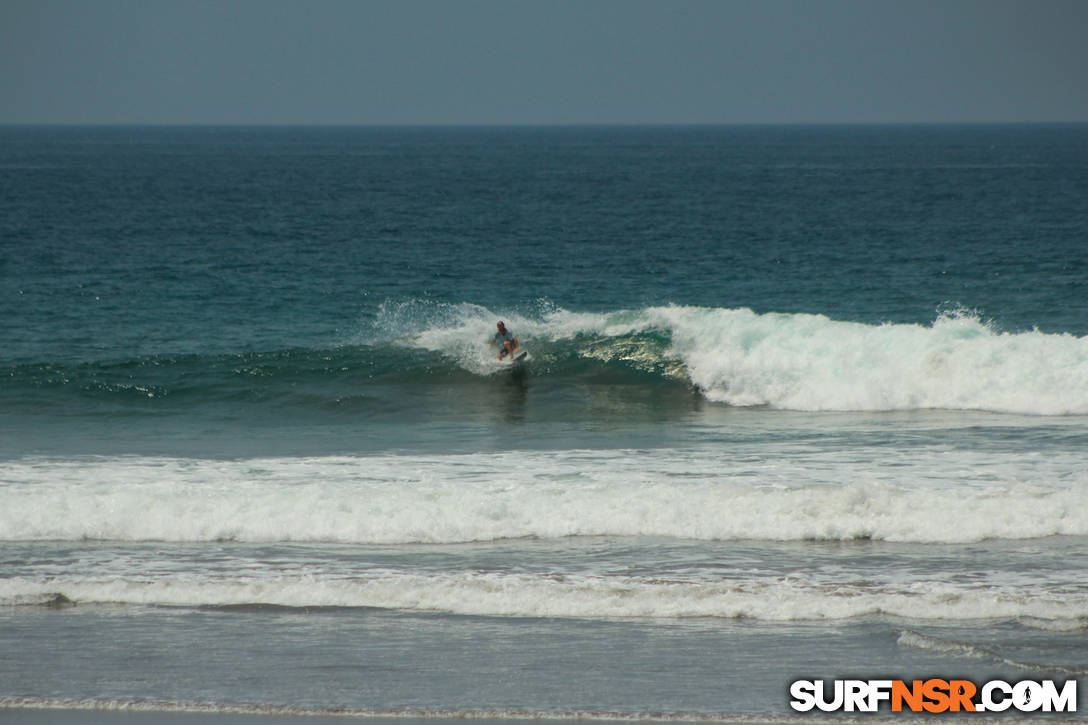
(2, 125, 1087, 719)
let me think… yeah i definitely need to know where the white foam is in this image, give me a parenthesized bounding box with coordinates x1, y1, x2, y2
(672, 307, 1088, 415)
(395, 302, 1088, 415)
(370, 300, 539, 376)
(4, 569, 1087, 624)
(2, 449, 1086, 545)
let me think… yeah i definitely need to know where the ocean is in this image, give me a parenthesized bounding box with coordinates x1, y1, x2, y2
(1, 124, 1087, 721)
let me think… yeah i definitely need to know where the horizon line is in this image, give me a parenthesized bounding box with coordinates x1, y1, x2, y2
(3, 120, 1087, 129)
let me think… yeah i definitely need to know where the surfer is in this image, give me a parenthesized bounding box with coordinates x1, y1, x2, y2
(490, 321, 519, 360)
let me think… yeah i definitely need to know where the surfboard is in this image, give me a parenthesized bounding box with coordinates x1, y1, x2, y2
(500, 350, 528, 364)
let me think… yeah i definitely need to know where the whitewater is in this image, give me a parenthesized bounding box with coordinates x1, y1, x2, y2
(397, 302, 1088, 415)
(6, 564, 1088, 625)
(3, 447, 1087, 544)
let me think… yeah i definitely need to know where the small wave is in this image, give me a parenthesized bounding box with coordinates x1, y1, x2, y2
(4, 572, 1088, 623)
(2, 592, 76, 608)
(898, 630, 1088, 676)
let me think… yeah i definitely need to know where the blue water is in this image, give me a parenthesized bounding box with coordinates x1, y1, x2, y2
(2, 125, 1087, 720)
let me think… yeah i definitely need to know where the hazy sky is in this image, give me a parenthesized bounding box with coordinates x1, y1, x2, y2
(2, 0, 1086, 125)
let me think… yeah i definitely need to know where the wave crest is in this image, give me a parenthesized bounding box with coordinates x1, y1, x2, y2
(8, 302, 1087, 417)
(398, 303, 1088, 415)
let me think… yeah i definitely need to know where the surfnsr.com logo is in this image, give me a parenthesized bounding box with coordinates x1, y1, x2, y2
(789, 679, 1078, 713)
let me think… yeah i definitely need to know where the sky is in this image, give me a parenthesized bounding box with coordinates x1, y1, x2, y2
(2, 0, 1086, 125)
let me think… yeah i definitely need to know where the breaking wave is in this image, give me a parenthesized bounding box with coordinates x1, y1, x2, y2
(394, 301, 1088, 415)
(6, 302, 1088, 417)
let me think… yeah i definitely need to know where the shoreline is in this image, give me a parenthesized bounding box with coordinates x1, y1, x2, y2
(8, 702, 1079, 725)
(0, 701, 855, 725)
(0, 700, 763, 723)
